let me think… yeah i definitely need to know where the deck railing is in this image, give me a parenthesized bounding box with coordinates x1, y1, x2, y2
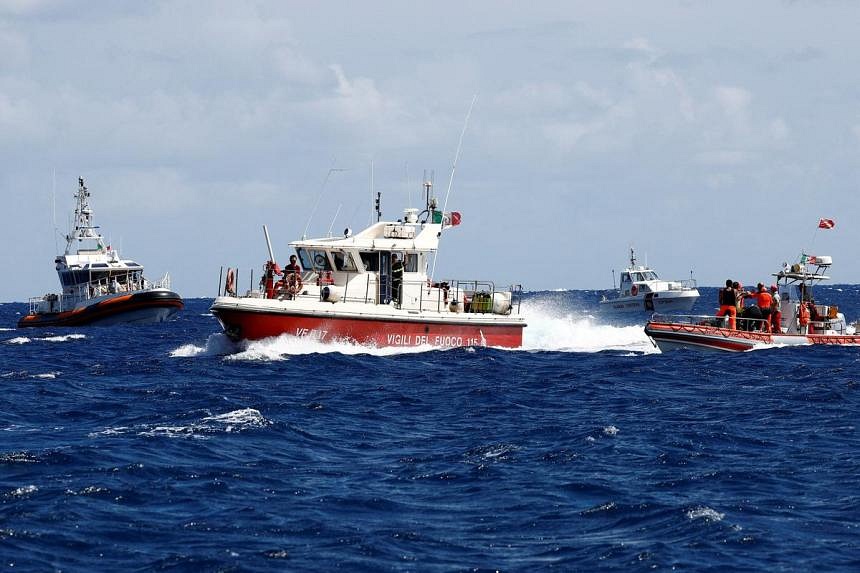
(218, 266, 523, 315)
(650, 313, 771, 331)
(28, 272, 170, 314)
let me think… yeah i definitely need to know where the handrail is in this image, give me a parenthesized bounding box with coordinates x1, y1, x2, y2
(218, 267, 523, 316)
(650, 313, 771, 330)
(28, 271, 168, 314)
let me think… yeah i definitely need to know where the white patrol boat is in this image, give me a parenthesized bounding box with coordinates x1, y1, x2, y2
(600, 248, 699, 312)
(645, 255, 860, 352)
(210, 182, 526, 348)
(18, 178, 183, 328)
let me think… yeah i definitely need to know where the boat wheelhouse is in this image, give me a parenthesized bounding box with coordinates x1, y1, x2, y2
(17, 178, 183, 327)
(210, 181, 525, 347)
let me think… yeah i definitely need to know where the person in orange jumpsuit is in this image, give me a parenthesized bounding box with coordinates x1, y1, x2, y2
(716, 279, 737, 329)
(751, 283, 773, 332)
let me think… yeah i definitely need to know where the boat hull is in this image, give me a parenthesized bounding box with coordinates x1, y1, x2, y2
(600, 291, 699, 313)
(210, 299, 524, 348)
(17, 289, 183, 328)
(645, 320, 860, 352)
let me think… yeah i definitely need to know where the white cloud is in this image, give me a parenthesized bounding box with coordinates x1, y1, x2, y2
(715, 86, 752, 117)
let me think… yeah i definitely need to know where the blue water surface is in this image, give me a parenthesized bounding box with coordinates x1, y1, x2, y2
(1, 288, 858, 571)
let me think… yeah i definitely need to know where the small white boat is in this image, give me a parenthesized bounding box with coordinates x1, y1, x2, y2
(18, 178, 183, 328)
(645, 255, 859, 352)
(600, 248, 699, 313)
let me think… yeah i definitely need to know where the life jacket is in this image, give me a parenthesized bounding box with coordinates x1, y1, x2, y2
(754, 291, 772, 310)
(798, 303, 810, 326)
(720, 287, 736, 307)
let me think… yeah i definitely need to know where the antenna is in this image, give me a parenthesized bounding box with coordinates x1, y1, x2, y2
(612, 269, 616, 290)
(369, 160, 374, 225)
(327, 204, 342, 237)
(405, 161, 411, 208)
(431, 95, 477, 282)
(302, 165, 347, 239)
(51, 169, 59, 253)
(441, 93, 477, 215)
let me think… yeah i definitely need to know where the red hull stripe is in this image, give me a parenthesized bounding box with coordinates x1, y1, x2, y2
(213, 308, 524, 348)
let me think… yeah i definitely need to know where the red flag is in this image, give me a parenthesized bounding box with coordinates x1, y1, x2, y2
(818, 218, 835, 229)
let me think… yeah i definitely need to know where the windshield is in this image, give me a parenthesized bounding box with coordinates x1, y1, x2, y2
(332, 250, 357, 272)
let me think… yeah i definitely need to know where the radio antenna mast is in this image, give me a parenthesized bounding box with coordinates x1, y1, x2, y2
(441, 93, 477, 215)
(431, 95, 477, 282)
(302, 164, 346, 240)
(51, 168, 59, 253)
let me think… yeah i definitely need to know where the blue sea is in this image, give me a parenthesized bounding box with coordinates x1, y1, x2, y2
(1, 287, 858, 571)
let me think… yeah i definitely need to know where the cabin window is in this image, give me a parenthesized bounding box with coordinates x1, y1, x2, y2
(332, 250, 357, 272)
(620, 273, 630, 284)
(296, 248, 332, 271)
(404, 254, 418, 272)
(359, 251, 379, 272)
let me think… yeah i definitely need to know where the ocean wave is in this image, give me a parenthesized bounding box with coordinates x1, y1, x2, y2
(687, 506, 725, 522)
(202, 408, 270, 432)
(95, 408, 271, 439)
(5, 334, 86, 345)
(5, 485, 38, 498)
(31, 372, 60, 379)
(41, 334, 86, 343)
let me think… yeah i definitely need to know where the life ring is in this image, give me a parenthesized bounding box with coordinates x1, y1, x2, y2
(285, 272, 303, 295)
(225, 268, 236, 295)
(631, 284, 639, 296)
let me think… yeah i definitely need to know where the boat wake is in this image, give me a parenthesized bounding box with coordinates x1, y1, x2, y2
(171, 332, 445, 361)
(520, 301, 657, 353)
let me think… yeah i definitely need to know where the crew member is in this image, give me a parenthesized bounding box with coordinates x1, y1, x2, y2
(391, 253, 404, 305)
(283, 254, 301, 278)
(716, 279, 737, 329)
(281, 254, 302, 299)
(769, 285, 782, 333)
(752, 283, 773, 332)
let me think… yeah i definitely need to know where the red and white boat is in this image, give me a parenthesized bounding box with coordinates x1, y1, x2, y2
(210, 182, 526, 347)
(645, 255, 859, 352)
(18, 178, 183, 328)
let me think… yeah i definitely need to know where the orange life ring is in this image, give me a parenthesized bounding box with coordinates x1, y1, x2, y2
(225, 268, 236, 295)
(631, 284, 639, 296)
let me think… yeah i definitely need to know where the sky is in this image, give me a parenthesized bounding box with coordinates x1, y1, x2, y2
(2, 0, 859, 301)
